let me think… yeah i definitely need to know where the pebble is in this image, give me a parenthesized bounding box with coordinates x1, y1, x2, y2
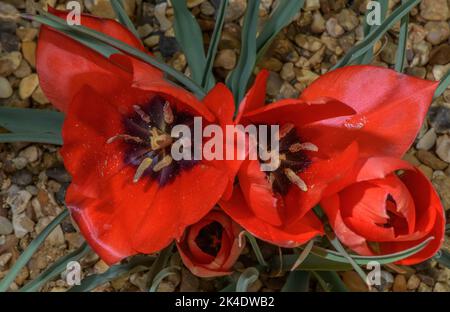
(406, 275, 420, 290)
(416, 128, 437, 150)
(280, 63, 295, 81)
(311, 11, 326, 33)
(258, 57, 283, 72)
(336, 9, 359, 32)
(429, 106, 450, 134)
(419, 164, 433, 179)
(13, 59, 32, 78)
(32, 86, 50, 105)
(266, 72, 283, 97)
(45, 167, 71, 184)
(418, 282, 432, 292)
(143, 35, 160, 48)
(295, 34, 323, 52)
(21, 41, 36, 68)
(36, 218, 65, 246)
(436, 135, 450, 163)
(225, 0, 247, 22)
(325, 17, 344, 38)
(279, 82, 299, 99)
(416, 150, 448, 170)
(429, 44, 450, 65)
(0, 2, 19, 22)
(380, 40, 398, 65)
(19, 74, 39, 100)
(19, 145, 40, 164)
(0, 253, 12, 268)
(155, 3, 172, 32)
(420, 0, 449, 21)
(434, 282, 450, 292)
(200, 1, 215, 15)
(6, 189, 32, 215)
(432, 174, 450, 211)
(0, 76, 13, 99)
(16, 27, 38, 42)
(11, 169, 33, 186)
(1, 31, 19, 52)
(424, 21, 450, 45)
(12, 213, 35, 238)
(159, 36, 179, 58)
(0, 51, 22, 76)
(0, 216, 13, 235)
(304, 0, 320, 11)
(342, 271, 368, 292)
(213, 49, 237, 70)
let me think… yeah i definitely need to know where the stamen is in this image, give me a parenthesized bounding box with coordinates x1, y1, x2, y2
(107, 134, 144, 144)
(279, 123, 295, 139)
(289, 142, 319, 153)
(150, 128, 173, 150)
(133, 105, 151, 123)
(284, 168, 308, 192)
(163, 101, 174, 124)
(133, 157, 153, 183)
(153, 155, 173, 172)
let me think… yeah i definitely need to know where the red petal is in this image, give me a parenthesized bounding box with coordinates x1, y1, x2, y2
(236, 70, 269, 122)
(37, 8, 149, 112)
(300, 65, 438, 158)
(220, 188, 324, 247)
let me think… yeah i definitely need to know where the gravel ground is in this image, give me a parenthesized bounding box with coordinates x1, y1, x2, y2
(0, 0, 449, 292)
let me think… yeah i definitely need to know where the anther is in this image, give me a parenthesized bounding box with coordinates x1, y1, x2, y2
(150, 128, 173, 150)
(133, 157, 153, 183)
(289, 142, 319, 153)
(163, 101, 174, 124)
(153, 155, 173, 172)
(284, 168, 308, 192)
(133, 105, 151, 123)
(107, 134, 144, 144)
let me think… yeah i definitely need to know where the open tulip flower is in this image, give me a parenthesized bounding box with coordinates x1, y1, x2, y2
(19, 1, 446, 290)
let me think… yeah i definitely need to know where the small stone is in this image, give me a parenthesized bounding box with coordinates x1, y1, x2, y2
(137, 24, 153, 39)
(0, 2, 19, 22)
(21, 41, 36, 68)
(46, 167, 71, 184)
(7, 189, 32, 215)
(0, 253, 12, 268)
(326, 17, 344, 38)
(0, 32, 19, 52)
(0, 216, 13, 235)
(0, 51, 22, 76)
(266, 72, 283, 97)
(434, 282, 450, 292)
(258, 57, 283, 72)
(403, 152, 421, 166)
(336, 9, 359, 32)
(279, 82, 299, 99)
(425, 21, 450, 45)
(200, 1, 215, 15)
(143, 35, 160, 48)
(170, 53, 186, 72)
(94, 260, 110, 274)
(36, 218, 65, 246)
(214, 49, 237, 70)
(280, 63, 295, 81)
(11, 168, 33, 186)
(296, 69, 319, 86)
(84, 0, 135, 19)
(436, 135, 450, 163)
(159, 36, 179, 58)
(19, 145, 40, 164)
(32, 86, 50, 105)
(13, 59, 32, 78)
(155, 3, 172, 32)
(406, 66, 427, 79)
(225, 0, 246, 22)
(180, 268, 199, 292)
(429, 106, 450, 134)
(380, 40, 398, 65)
(157, 281, 176, 292)
(418, 164, 433, 179)
(420, 0, 449, 21)
(304, 0, 320, 11)
(432, 174, 450, 211)
(19, 74, 39, 100)
(406, 274, 420, 290)
(295, 34, 323, 52)
(416, 128, 437, 150)
(0, 76, 13, 99)
(412, 41, 432, 67)
(342, 271, 369, 292)
(429, 44, 450, 65)
(311, 11, 325, 33)
(418, 282, 432, 292)
(16, 27, 38, 42)
(12, 213, 34, 238)
(416, 150, 448, 170)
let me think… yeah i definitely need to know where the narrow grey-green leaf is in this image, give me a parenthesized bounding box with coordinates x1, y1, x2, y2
(434, 249, 450, 269)
(20, 243, 91, 292)
(272, 253, 353, 272)
(256, 0, 305, 61)
(111, 0, 140, 39)
(227, 0, 260, 106)
(148, 243, 174, 286)
(0, 107, 63, 134)
(0, 132, 62, 145)
(149, 266, 180, 292)
(395, 0, 409, 72)
(240, 232, 268, 267)
(201, 0, 228, 91)
(281, 271, 310, 292)
(236, 267, 259, 292)
(0, 209, 69, 292)
(313, 271, 348, 292)
(172, 0, 207, 85)
(333, 0, 420, 69)
(68, 255, 154, 292)
(434, 69, 450, 99)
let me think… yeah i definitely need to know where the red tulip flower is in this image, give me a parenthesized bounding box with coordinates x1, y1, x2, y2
(321, 157, 445, 265)
(221, 66, 439, 249)
(177, 209, 245, 278)
(37, 10, 238, 264)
